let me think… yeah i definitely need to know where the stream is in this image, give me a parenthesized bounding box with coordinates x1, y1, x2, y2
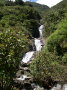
(15, 25, 67, 90)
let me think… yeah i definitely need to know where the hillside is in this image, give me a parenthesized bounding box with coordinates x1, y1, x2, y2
(43, 0, 67, 37)
(30, 0, 67, 87)
(25, 1, 50, 17)
(0, 0, 41, 89)
(0, 0, 67, 89)
(52, 0, 67, 10)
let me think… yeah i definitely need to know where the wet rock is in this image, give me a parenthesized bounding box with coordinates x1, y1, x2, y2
(16, 75, 33, 83)
(23, 83, 33, 90)
(14, 25, 45, 90)
(14, 81, 24, 89)
(19, 66, 30, 71)
(16, 70, 24, 78)
(29, 45, 33, 51)
(20, 62, 29, 67)
(34, 85, 44, 90)
(24, 67, 30, 71)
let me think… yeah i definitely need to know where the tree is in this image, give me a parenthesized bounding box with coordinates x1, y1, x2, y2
(15, 0, 24, 5)
(0, 0, 5, 6)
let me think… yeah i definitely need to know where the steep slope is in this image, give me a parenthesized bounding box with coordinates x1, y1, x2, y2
(52, 0, 67, 10)
(43, 0, 67, 38)
(25, 1, 50, 17)
(0, 1, 41, 89)
(30, 0, 67, 88)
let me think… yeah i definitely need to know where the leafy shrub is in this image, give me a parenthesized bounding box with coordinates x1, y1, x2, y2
(47, 19, 67, 55)
(62, 54, 67, 65)
(0, 27, 30, 89)
(0, 4, 41, 89)
(30, 51, 66, 82)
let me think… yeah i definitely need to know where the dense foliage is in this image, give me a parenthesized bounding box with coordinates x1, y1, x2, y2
(30, 51, 66, 82)
(0, 6, 41, 37)
(47, 19, 67, 55)
(30, 19, 67, 82)
(30, 0, 67, 85)
(25, 1, 49, 17)
(0, 0, 67, 89)
(43, 0, 67, 38)
(0, 1, 41, 89)
(0, 27, 30, 89)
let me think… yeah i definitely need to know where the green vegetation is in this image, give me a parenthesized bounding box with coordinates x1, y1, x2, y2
(30, 19, 67, 81)
(0, 0, 67, 89)
(30, 0, 67, 85)
(46, 19, 67, 65)
(30, 19, 67, 85)
(0, 0, 41, 89)
(25, 1, 49, 17)
(43, 0, 67, 38)
(15, 0, 24, 5)
(30, 51, 66, 82)
(0, 27, 30, 89)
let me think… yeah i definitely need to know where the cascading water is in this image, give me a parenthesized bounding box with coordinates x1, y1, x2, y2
(51, 84, 67, 90)
(39, 25, 44, 37)
(22, 25, 44, 63)
(22, 51, 34, 63)
(15, 25, 67, 90)
(34, 38, 43, 51)
(34, 25, 44, 51)
(16, 25, 44, 84)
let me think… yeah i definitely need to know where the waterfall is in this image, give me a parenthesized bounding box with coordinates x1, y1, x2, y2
(20, 25, 44, 64)
(39, 25, 44, 37)
(16, 25, 44, 82)
(22, 51, 34, 63)
(34, 38, 43, 51)
(34, 25, 44, 51)
(15, 25, 67, 90)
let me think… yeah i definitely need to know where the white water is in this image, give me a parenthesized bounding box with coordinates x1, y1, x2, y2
(51, 84, 61, 90)
(63, 84, 67, 90)
(34, 38, 43, 51)
(17, 75, 28, 81)
(16, 25, 67, 90)
(34, 25, 44, 51)
(51, 84, 67, 90)
(34, 85, 44, 90)
(22, 51, 34, 63)
(21, 25, 44, 63)
(39, 25, 44, 37)
(16, 25, 44, 81)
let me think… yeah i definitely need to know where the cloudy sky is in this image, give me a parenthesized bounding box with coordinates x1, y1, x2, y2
(23, 0, 63, 7)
